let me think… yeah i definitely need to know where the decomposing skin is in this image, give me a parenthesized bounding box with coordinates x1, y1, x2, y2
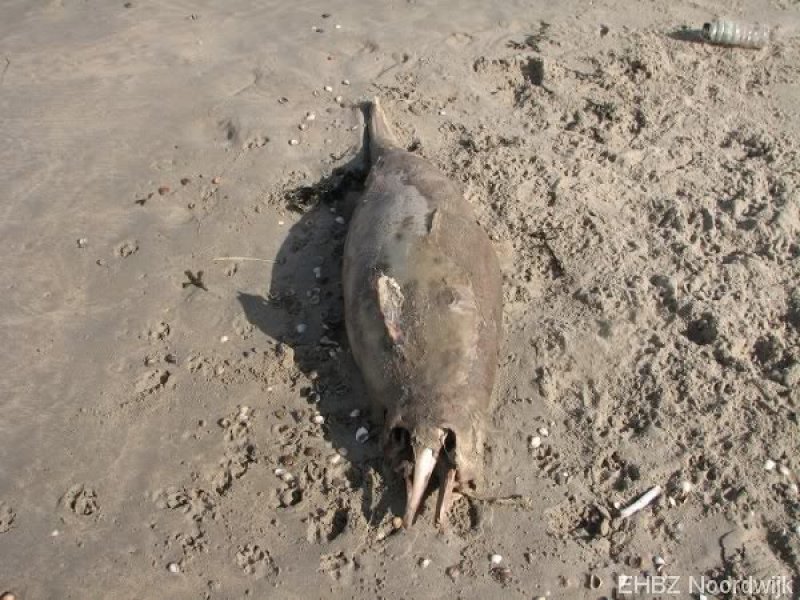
(342, 98, 503, 527)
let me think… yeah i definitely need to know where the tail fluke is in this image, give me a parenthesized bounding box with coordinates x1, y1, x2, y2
(369, 97, 398, 163)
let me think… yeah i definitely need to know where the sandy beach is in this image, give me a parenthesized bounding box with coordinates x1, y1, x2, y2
(1, 0, 799, 598)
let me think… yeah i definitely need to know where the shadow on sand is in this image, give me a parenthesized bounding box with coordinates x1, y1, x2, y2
(237, 106, 407, 526)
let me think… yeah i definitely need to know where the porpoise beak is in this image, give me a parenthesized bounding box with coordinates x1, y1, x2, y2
(403, 445, 439, 528)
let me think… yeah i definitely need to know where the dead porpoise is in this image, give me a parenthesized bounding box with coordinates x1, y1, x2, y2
(343, 98, 503, 527)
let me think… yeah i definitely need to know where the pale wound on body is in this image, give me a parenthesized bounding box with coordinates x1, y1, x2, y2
(377, 274, 404, 344)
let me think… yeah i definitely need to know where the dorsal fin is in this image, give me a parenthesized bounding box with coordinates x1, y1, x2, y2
(376, 273, 404, 345)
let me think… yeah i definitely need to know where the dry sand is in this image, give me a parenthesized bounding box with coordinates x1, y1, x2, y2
(1, 1, 800, 598)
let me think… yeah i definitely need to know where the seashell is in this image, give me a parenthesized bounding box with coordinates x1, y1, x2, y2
(702, 20, 771, 48)
(588, 573, 602, 589)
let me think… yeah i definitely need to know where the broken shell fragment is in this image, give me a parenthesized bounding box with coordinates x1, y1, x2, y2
(588, 573, 602, 589)
(355, 426, 369, 443)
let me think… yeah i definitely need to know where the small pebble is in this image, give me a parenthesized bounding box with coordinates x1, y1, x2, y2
(355, 426, 369, 443)
(342, 79, 350, 86)
(324, 85, 333, 92)
(335, 95, 343, 103)
(167, 562, 181, 574)
(1, 593, 16, 600)
(180, 177, 190, 185)
(392, 516, 404, 530)
(312, 414, 325, 425)
(654, 555, 666, 567)
(158, 185, 170, 195)
(278, 96, 289, 104)
(490, 553, 503, 566)
(349, 409, 361, 418)
(764, 459, 776, 471)
(51, 530, 59, 537)
(211, 176, 221, 184)
(335, 216, 346, 224)
(274, 467, 286, 477)
(420, 558, 431, 568)
(281, 472, 295, 483)
(790, 483, 799, 494)
(313, 266, 322, 278)
(335, 24, 341, 29)
(76, 238, 88, 248)
(296, 323, 307, 334)
(289, 139, 299, 146)
(327, 453, 341, 465)
(779, 464, 791, 476)
(680, 480, 693, 493)
(538, 426, 550, 437)
(219, 335, 229, 343)
(446, 565, 461, 581)
(305, 112, 316, 121)
(439, 109, 446, 116)
(529, 435, 542, 449)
